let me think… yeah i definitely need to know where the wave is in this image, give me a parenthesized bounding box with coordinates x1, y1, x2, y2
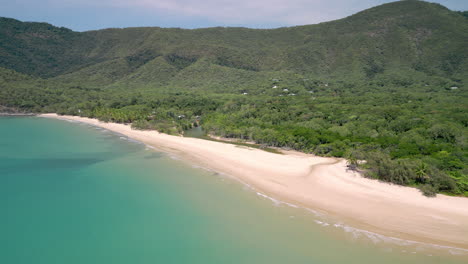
(184, 160, 467, 255)
(251, 188, 468, 256)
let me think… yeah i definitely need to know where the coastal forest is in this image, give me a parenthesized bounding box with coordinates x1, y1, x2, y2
(0, 1, 467, 196)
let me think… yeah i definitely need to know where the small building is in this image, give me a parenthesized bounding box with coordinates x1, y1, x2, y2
(450, 86, 458, 90)
(243, 92, 248, 95)
(283, 88, 289, 92)
(272, 85, 278, 89)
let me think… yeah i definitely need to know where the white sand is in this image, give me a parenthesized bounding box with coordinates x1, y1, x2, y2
(40, 114, 468, 249)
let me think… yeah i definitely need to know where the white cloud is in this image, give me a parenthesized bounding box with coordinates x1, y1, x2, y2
(132, 0, 352, 25)
(45, 0, 468, 27)
(50, 0, 387, 26)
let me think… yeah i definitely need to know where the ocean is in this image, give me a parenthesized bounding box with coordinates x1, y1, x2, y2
(1, 116, 466, 264)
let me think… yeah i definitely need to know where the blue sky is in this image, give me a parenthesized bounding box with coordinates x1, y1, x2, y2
(1, 0, 466, 31)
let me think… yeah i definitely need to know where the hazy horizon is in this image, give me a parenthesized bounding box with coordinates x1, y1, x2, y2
(0, 0, 466, 32)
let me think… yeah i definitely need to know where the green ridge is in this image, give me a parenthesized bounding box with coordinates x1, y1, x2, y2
(0, 0, 467, 196)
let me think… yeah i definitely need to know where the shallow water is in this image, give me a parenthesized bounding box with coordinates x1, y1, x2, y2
(1, 117, 467, 264)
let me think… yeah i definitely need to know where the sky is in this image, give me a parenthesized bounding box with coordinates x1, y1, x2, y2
(0, 0, 466, 31)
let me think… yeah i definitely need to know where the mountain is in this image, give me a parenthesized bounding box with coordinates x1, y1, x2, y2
(0, 0, 467, 90)
(0, 0, 467, 196)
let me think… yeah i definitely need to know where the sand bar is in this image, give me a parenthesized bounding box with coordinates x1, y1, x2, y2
(40, 114, 468, 250)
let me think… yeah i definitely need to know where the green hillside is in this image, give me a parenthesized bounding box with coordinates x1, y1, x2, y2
(0, 0, 467, 196)
(1, 1, 467, 85)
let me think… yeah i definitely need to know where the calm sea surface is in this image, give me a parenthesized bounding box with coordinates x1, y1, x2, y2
(1, 117, 466, 264)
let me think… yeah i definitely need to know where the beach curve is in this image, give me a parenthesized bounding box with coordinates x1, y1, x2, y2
(39, 113, 468, 250)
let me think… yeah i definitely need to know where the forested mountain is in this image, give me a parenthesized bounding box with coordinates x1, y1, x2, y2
(1, 1, 467, 87)
(0, 0, 467, 196)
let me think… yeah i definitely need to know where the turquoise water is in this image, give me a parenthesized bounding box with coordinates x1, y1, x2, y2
(1, 117, 467, 264)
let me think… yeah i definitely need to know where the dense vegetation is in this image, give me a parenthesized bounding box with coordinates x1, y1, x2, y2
(0, 0, 467, 196)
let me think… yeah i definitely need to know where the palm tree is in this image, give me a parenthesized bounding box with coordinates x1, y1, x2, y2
(415, 162, 430, 183)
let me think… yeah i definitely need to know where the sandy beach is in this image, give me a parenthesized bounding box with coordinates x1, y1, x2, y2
(40, 113, 468, 250)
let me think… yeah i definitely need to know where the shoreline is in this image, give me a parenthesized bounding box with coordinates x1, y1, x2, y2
(39, 114, 468, 250)
(0, 113, 36, 116)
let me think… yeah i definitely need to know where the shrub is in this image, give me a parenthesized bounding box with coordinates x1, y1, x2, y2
(419, 184, 437, 197)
